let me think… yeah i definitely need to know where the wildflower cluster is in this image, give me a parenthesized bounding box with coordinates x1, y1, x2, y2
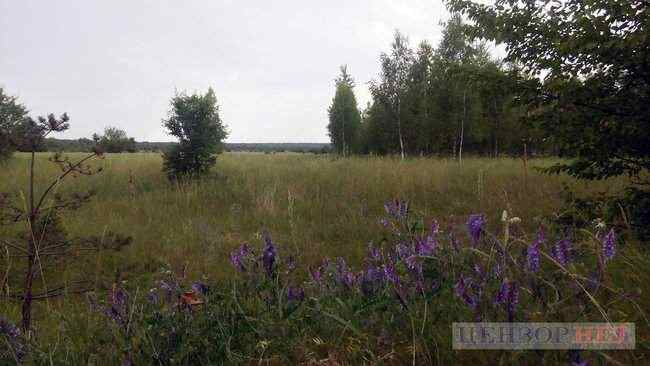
(0, 316, 26, 363)
(65, 200, 630, 365)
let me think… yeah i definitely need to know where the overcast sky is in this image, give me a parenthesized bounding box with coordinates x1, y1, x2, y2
(1, 0, 455, 142)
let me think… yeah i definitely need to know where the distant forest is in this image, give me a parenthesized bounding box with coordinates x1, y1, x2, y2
(41, 138, 331, 154)
(327, 15, 550, 158)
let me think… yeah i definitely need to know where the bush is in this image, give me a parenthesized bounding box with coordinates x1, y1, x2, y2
(161, 88, 228, 180)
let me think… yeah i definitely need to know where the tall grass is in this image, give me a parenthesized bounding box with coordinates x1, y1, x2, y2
(0, 152, 644, 364)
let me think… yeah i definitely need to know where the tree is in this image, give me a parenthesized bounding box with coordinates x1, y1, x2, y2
(327, 65, 361, 156)
(95, 126, 136, 153)
(0, 88, 28, 161)
(446, 0, 650, 182)
(1, 114, 131, 331)
(162, 88, 228, 179)
(370, 31, 414, 160)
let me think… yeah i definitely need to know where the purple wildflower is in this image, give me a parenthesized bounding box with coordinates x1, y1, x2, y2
(602, 229, 616, 262)
(379, 218, 389, 228)
(230, 243, 250, 272)
(552, 238, 572, 266)
(430, 219, 440, 235)
(454, 275, 477, 309)
(107, 287, 128, 325)
(286, 255, 297, 272)
(287, 287, 305, 303)
(368, 244, 382, 261)
(159, 279, 179, 301)
(360, 265, 385, 296)
(384, 199, 408, 219)
(405, 255, 423, 275)
(396, 243, 412, 261)
(527, 239, 541, 272)
(415, 235, 436, 256)
(336, 258, 355, 288)
(0, 316, 22, 344)
(192, 282, 209, 295)
(0, 317, 26, 362)
(365, 266, 385, 283)
(495, 280, 519, 321)
(147, 289, 159, 305)
(384, 262, 400, 285)
(473, 263, 486, 281)
(262, 233, 277, 277)
(467, 214, 486, 245)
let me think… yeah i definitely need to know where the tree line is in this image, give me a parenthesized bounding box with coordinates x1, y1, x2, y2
(328, 14, 546, 159)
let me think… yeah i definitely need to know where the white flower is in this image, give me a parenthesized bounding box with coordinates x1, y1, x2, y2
(509, 217, 521, 224)
(501, 210, 508, 222)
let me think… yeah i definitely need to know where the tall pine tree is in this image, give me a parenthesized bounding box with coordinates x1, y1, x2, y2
(327, 66, 361, 156)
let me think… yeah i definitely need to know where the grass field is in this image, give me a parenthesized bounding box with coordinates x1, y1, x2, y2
(1, 152, 646, 364)
(1, 153, 617, 283)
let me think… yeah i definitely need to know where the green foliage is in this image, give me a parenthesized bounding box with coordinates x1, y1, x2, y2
(162, 88, 228, 180)
(446, 0, 650, 181)
(327, 65, 361, 155)
(0, 88, 28, 161)
(362, 18, 538, 158)
(94, 126, 136, 153)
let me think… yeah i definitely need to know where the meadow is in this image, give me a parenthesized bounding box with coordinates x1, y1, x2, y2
(1, 152, 647, 364)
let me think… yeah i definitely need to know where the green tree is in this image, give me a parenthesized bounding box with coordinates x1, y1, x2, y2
(327, 65, 361, 156)
(446, 0, 650, 182)
(162, 88, 228, 180)
(0, 88, 28, 161)
(370, 31, 414, 159)
(96, 126, 136, 153)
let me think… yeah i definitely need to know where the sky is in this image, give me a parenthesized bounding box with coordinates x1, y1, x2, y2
(1, 0, 455, 143)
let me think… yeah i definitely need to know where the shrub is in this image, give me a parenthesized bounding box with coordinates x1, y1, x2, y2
(161, 88, 228, 180)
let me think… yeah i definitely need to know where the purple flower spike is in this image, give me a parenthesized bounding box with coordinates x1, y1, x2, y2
(0, 316, 21, 341)
(454, 275, 477, 309)
(335, 258, 356, 288)
(192, 282, 209, 295)
(230, 251, 244, 271)
(467, 214, 486, 245)
(368, 244, 382, 261)
(384, 199, 409, 219)
(287, 287, 305, 303)
(286, 255, 297, 272)
(552, 238, 572, 266)
(405, 255, 423, 275)
(430, 219, 440, 235)
(230, 243, 250, 272)
(262, 233, 277, 277)
(396, 243, 412, 261)
(602, 229, 616, 262)
(527, 241, 541, 272)
(495, 280, 519, 322)
(416, 235, 436, 256)
(384, 262, 400, 285)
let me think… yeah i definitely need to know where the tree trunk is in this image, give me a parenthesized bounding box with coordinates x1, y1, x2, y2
(397, 98, 405, 160)
(459, 88, 466, 165)
(22, 151, 36, 331)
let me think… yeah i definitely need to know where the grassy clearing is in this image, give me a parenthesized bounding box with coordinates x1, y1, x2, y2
(1, 152, 617, 282)
(0, 152, 645, 364)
